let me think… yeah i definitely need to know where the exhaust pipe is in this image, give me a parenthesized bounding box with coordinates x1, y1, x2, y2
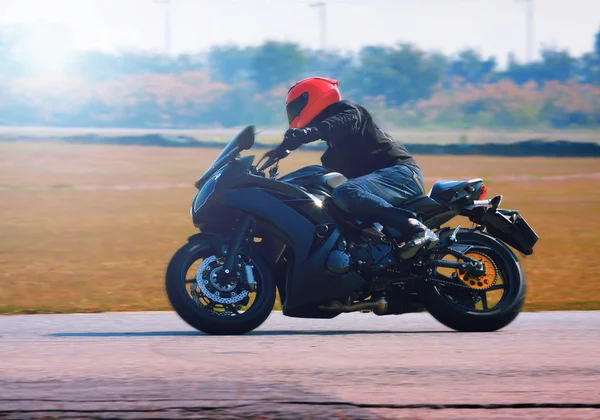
(319, 297, 388, 315)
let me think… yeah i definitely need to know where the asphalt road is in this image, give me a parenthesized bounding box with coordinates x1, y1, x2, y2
(1, 311, 599, 419)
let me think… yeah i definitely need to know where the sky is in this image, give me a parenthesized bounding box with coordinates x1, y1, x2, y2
(1, 0, 599, 65)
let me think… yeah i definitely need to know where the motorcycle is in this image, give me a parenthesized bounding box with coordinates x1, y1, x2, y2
(165, 126, 539, 335)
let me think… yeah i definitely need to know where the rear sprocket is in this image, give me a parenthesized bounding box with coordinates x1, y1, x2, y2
(457, 251, 498, 290)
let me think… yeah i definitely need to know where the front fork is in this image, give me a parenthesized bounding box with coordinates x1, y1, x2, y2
(223, 215, 253, 274)
(221, 215, 257, 291)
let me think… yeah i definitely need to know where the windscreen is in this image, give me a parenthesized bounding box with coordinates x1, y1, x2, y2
(194, 125, 255, 188)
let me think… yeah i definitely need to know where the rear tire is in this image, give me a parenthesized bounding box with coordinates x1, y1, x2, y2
(421, 230, 526, 332)
(165, 241, 277, 335)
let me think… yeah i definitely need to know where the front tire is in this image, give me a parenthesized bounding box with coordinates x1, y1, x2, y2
(165, 241, 277, 335)
(421, 230, 527, 332)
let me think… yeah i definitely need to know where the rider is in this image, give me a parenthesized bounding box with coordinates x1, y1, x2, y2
(268, 77, 438, 258)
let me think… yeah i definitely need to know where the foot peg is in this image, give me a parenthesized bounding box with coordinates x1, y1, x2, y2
(319, 297, 388, 315)
(448, 225, 461, 243)
(397, 230, 439, 260)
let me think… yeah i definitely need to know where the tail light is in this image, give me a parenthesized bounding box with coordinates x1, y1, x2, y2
(479, 184, 488, 200)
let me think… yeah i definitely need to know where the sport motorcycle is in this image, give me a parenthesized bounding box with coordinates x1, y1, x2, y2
(165, 126, 539, 335)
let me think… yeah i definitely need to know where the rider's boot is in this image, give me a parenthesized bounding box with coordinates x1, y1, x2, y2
(395, 218, 439, 260)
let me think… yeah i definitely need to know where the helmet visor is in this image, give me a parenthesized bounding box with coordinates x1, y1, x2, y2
(286, 92, 309, 125)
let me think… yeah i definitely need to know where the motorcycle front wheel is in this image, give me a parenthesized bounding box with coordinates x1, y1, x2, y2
(165, 241, 277, 335)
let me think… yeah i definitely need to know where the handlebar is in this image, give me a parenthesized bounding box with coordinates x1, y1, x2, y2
(257, 146, 290, 173)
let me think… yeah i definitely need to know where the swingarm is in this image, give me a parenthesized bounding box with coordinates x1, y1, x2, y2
(420, 226, 487, 277)
(423, 257, 486, 277)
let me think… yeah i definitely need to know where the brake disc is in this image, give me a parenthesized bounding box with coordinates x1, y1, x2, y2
(196, 256, 249, 304)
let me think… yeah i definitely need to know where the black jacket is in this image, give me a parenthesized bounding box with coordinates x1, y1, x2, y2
(305, 100, 418, 179)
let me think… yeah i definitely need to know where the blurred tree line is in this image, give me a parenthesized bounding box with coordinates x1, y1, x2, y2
(1, 24, 600, 129)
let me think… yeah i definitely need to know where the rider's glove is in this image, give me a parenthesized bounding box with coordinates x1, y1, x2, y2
(264, 147, 285, 160)
(281, 127, 321, 151)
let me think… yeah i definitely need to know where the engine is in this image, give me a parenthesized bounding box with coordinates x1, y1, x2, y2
(325, 238, 351, 274)
(350, 242, 394, 268)
(325, 236, 394, 275)
(326, 250, 351, 274)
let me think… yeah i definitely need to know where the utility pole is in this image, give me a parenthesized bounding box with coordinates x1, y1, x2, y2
(516, 0, 534, 62)
(154, 0, 171, 55)
(310, 1, 327, 51)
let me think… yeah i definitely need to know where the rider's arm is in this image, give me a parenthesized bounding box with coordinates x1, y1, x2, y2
(312, 104, 363, 143)
(281, 102, 363, 150)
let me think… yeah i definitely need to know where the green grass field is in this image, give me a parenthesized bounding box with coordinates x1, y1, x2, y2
(1, 140, 599, 314)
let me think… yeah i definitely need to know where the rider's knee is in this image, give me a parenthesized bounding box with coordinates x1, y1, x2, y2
(332, 182, 360, 213)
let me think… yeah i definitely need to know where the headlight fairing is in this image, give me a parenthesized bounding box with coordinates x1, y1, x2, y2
(190, 168, 224, 216)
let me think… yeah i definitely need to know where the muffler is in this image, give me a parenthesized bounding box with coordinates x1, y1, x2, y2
(319, 297, 388, 315)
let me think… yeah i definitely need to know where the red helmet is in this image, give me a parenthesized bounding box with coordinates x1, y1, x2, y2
(286, 77, 342, 128)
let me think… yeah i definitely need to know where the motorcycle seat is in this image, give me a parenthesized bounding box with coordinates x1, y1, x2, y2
(429, 179, 483, 202)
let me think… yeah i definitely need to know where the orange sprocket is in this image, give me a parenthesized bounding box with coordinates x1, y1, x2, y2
(456, 251, 498, 290)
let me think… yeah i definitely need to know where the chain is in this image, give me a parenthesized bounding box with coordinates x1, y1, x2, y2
(427, 276, 473, 290)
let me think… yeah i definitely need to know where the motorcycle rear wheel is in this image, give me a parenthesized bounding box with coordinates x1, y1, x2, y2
(420, 229, 527, 332)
